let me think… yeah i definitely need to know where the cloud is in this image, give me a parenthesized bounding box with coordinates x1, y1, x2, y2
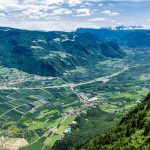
(21, 5, 49, 19)
(76, 8, 91, 16)
(0, 13, 6, 17)
(111, 12, 120, 16)
(44, 0, 81, 5)
(0, 0, 25, 11)
(52, 8, 73, 15)
(83, 2, 94, 6)
(101, 10, 120, 16)
(68, 0, 81, 4)
(22, 10, 47, 19)
(98, 3, 103, 6)
(45, 0, 64, 5)
(88, 17, 108, 21)
(0, 0, 149, 31)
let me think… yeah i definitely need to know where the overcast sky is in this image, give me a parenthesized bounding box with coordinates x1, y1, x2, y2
(0, 0, 150, 31)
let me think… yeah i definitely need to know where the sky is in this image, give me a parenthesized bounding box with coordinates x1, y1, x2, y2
(0, 0, 150, 31)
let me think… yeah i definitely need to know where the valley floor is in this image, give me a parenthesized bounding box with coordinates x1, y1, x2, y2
(0, 48, 150, 149)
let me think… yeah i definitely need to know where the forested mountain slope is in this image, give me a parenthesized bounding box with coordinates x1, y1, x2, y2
(0, 27, 125, 76)
(81, 93, 150, 150)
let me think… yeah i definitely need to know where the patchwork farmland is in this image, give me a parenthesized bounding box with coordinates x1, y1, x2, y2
(0, 76, 81, 149)
(0, 49, 150, 149)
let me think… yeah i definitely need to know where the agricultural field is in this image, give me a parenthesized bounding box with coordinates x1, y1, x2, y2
(0, 84, 80, 149)
(0, 49, 150, 149)
(0, 68, 81, 149)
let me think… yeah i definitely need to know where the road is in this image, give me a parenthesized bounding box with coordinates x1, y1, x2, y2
(0, 66, 130, 91)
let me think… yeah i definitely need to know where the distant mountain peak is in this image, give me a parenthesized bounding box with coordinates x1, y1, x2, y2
(109, 25, 147, 30)
(77, 25, 149, 31)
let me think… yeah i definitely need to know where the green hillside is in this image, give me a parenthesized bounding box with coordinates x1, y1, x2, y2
(0, 27, 125, 76)
(81, 93, 150, 150)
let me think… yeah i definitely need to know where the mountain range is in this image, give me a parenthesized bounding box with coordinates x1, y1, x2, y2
(0, 27, 125, 77)
(77, 28, 150, 48)
(2, 26, 150, 78)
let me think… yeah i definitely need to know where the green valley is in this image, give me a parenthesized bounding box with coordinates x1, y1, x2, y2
(0, 27, 150, 150)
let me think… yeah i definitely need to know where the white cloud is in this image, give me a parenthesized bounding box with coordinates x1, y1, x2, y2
(48, 5, 60, 10)
(0, 0, 25, 11)
(117, 22, 123, 25)
(76, 8, 91, 16)
(45, 0, 64, 5)
(52, 8, 72, 15)
(102, 10, 111, 15)
(21, 6, 48, 19)
(101, 10, 120, 16)
(98, 3, 103, 6)
(88, 17, 108, 22)
(84, 2, 94, 6)
(111, 12, 120, 16)
(0, 19, 101, 31)
(44, 0, 81, 5)
(0, 13, 6, 17)
(68, 0, 81, 4)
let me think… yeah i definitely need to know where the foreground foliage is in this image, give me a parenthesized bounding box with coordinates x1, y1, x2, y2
(81, 93, 150, 150)
(52, 107, 121, 150)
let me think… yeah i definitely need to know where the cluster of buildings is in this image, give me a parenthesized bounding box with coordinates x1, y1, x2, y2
(0, 75, 52, 87)
(112, 63, 125, 69)
(0, 76, 26, 86)
(83, 98, 102, 108)
(78, 92, 102, 108)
